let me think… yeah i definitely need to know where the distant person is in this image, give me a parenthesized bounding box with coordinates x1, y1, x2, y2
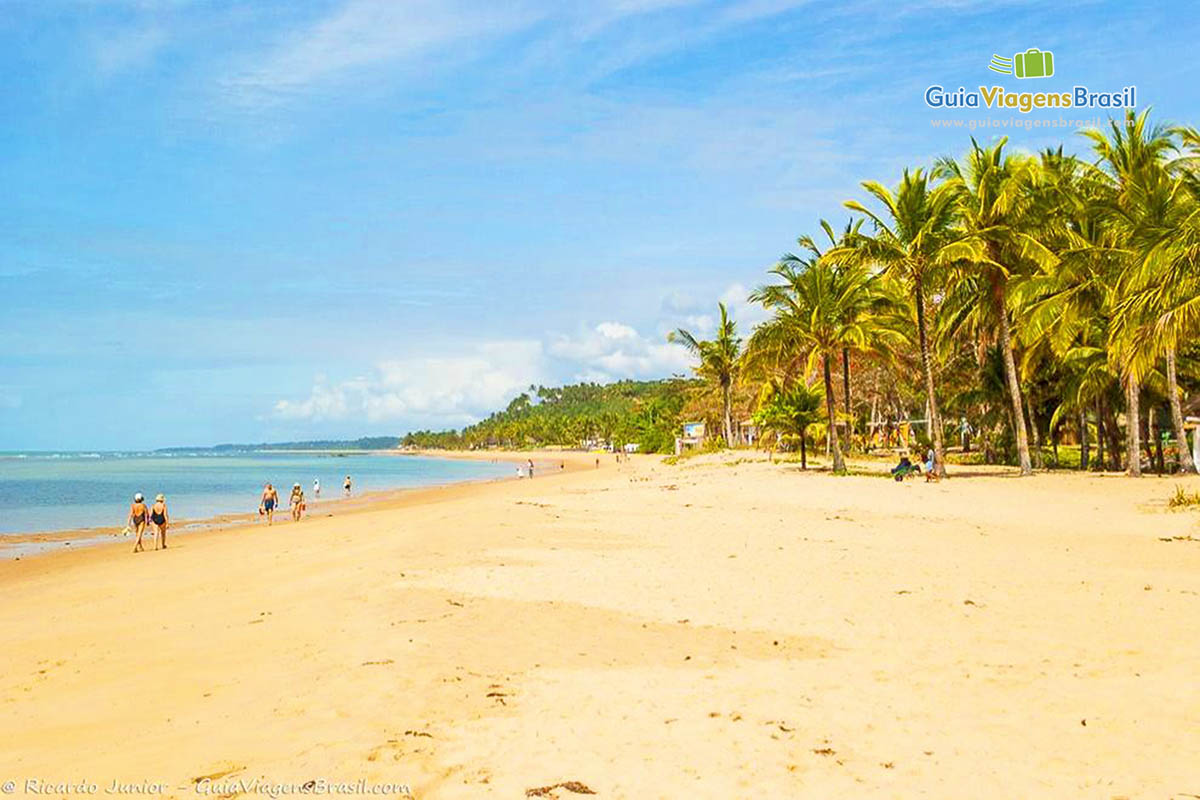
(150, 494, 170, 550)
(313, 478, 321, 498)
(260, 483, 279, 525)
(890, 455, 915, 482)
(923, 447, 938, 482)
(595, 457, 600, 469)
(560, 461, 565, 471)
(290, 483, 305, 521)
(128, 492, 149, 553)
(344, 475, 352, 497)
(516, 465, 524, 479)
(527, 459, 534, 479)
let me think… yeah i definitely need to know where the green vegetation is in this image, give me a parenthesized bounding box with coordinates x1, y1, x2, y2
(405, 111, 1200, 477)
(669, 303, 742, 448)
(402, 379, 697, 453)
(1168, 486, 1200, 508)
(751, 381, 823, 469)
(157, 436, 402, 453)
(736, 110, 1200, 477)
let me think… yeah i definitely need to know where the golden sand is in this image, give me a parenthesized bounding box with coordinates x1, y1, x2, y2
(1, 451, 1198, 798)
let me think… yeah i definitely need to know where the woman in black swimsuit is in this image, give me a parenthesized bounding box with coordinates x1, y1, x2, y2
(150, 494, 169, 550)
(129, 492, 149, 553)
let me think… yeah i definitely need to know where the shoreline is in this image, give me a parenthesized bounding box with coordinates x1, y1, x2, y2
(0, 449, 599, 561)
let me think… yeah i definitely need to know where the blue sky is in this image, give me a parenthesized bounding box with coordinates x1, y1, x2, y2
(0, 0, 1194, 450)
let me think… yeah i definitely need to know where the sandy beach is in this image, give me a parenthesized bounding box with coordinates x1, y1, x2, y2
(2, 451, 1198, 798)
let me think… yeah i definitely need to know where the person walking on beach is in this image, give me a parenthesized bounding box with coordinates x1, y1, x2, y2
(260, 483, 279, 525)
(128, 492, 149, 553)
(150, 494, 170, 550)
(344, 475, 352, 497)
(290, 483, 306, 521)
(313, 478, 320, 498)
(527, 459, 534, 479)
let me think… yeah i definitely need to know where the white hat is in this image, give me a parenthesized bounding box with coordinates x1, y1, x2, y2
(134, 493, 144, 502)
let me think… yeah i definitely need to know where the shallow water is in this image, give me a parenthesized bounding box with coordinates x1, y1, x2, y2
(0, 451, 512, 535)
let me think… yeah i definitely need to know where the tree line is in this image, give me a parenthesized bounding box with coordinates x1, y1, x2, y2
(672, 110, 1200, 477)
(401, 379, 696, 453)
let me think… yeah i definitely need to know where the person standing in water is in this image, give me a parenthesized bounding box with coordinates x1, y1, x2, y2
(289, 483, 305, 521)
(128, 492, 149, 553)
(313, 478, 321, 498)
(150, 494, 170, 550)
(343, 475, 352, 496)
(260, 483, 279, 525)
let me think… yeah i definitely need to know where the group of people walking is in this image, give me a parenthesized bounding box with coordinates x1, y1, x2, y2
(259, 475, 351, 524)
(126, 493, 170, 553)
(125, 475, 355, 553)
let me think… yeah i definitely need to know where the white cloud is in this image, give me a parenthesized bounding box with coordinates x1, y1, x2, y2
(273, 319, 699, 427)
(273, 340, 545, 424)
(656, 282, 767, 338)
(548, 321, 691, 380)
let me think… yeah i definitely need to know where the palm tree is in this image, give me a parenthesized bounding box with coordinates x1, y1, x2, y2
(1016, 147, 1129, 471)
(796, 220, 865, 433)
(934, 138, 1058, 476)
(748, 254, 898, 473)
(669, 303, 742, 447)
(1084, 110, 1190, 475)
(1106, 133, 1200, 473)
(752, 379, 824, 468)
(827, 169, 982, 478)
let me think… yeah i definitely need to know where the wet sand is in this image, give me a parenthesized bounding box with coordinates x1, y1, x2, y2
(1, 451, 1198, 798)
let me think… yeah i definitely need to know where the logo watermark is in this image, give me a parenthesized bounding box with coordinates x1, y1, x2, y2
(989, 48, 1055, 79)
(1, 779, 412, 798)
(926, 49, 1135, 114)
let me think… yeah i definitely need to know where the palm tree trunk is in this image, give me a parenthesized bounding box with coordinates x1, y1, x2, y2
(1166, 346, 1196, 473)
(823, 354, 846, 473)
(722, 379, 734, 448)
(1126, 376, 1142, 477)
(914, 276, 946, 477)
(1079, 410, 1090, 471)
(1095, 400, 1104, 471)
(1104, 398, 1123, 471)
(1025, 391, 1045, 468)
(800, 430, 807, 470)
(842, 347, 852, 444)
(1152, 405, 1165, 474)
(994, 274, 1032, 475)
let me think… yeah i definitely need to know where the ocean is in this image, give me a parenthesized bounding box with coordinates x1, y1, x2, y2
(0, 451, 513, 537)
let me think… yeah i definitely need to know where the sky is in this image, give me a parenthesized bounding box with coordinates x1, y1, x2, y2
(1, 0, 1195, 450)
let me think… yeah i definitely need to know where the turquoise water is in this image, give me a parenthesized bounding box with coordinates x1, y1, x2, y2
(0, 452, 513, 536)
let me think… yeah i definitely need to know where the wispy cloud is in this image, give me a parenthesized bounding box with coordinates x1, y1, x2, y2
(217, 0, 823, 109)
(222, 0, 542, 105)
(91, 23, 168, 77)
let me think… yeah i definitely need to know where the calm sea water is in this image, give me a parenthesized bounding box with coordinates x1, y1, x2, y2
(0, 452, 513, 536)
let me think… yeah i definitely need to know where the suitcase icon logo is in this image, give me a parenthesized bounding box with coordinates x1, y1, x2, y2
(989, 49, 1054, 79)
